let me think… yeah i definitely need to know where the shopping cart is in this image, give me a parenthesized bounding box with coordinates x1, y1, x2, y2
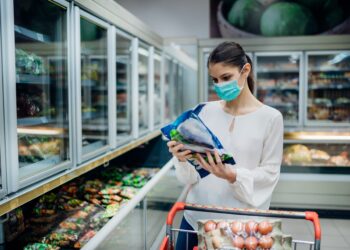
(160, 202, 321, 250)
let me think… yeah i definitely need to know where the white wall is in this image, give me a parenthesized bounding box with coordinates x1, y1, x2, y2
(115, 0, 209, 39)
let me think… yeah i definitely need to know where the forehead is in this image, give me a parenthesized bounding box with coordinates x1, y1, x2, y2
(208, 62, 240, 76)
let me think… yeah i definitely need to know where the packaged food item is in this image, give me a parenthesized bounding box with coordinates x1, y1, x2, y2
(103, 204, 120, 218)
(161, 104, 235, 178)
(119, 187, 139, 199)
(4, 208, 25, 242)
(59, 217, 85, 231)
(89, 211, 109, 230)
(74, 230, 96, 249)
(99, 187, 121, 195)
(197, 219, 287, 250)
(24, 242, 60, 250)
(101, 167, 130, 181)
(58, 197, 85, 211)
(44, 229, 79, 248)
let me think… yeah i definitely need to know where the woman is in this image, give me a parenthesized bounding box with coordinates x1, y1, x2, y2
(167, 41, 284, 250)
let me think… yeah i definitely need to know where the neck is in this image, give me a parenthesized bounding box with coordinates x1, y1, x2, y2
(224, 86, 257, 113)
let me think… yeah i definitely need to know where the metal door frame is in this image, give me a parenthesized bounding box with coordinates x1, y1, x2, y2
(74, 7, 112, 164)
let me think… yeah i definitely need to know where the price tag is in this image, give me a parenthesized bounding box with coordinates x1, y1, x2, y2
(37, 33, 44, 42)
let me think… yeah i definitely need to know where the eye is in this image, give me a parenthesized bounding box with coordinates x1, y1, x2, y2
(212, 77, 218, 83)
(222, 76, 231, 81)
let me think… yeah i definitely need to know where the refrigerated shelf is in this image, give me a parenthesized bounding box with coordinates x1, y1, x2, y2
(309, 83, 350, 90)
(16, 74, 50, 84)
(81, 159, 174, 250)
(17, 117, 55, 126)
(0, 130, 161, 217)
(14, 25, 51, 43)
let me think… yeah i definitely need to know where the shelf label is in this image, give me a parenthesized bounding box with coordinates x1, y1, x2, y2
(37, 33, 44, 42)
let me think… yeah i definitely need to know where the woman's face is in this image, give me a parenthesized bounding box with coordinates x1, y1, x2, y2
(209, 62, 250, 87)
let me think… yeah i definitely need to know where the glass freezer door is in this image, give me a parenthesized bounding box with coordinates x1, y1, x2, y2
(79, 13, 109, 158)
(164, 57, 172, 123)
(0, 4, 5, 197)
(306, 52, 350, 125)
(14, 0, 71, 184)
(154, 52, 162, 127)
(116, 32, 133, 144)
(138, 43, 150, 134)
(256, 53, 301, 125)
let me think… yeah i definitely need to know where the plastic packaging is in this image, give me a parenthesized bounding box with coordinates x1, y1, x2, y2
(74, 230, 96, 249)
(197, 219, 292, 250)
(23, 242, 59, 250)
(161, 104, 235, 178)
(4, 208, 25, 242)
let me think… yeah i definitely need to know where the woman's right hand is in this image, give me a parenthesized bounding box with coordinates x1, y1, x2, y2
(167, 141, 192, 162)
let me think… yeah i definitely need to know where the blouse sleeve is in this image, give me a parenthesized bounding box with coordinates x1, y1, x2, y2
(173, 157, 200, 185)
(229, 113, 284, 207)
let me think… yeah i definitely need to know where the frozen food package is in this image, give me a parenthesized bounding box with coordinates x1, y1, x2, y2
(4, 208, 25, 242)
(74, 230, 96, 249)
(24, 242, 60, 250)
(161, 104, 235, 178)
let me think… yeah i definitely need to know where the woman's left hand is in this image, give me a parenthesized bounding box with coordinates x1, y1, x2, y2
(196, 151, 236, 183)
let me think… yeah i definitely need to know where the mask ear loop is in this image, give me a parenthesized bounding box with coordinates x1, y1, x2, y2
(228, 63, 249, 133)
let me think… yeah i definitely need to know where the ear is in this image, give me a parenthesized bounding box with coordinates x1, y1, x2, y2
(242, 63, 251, 77)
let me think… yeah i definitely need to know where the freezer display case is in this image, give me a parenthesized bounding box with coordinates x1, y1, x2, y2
(138, 43, 150, 134)
(79, 12, 109, 158)
(0, 13, 5, 198)
(174, 63, 183, 116)
(306, 51, 350, 125)
(154, 51, 162, 127)
(256, 53, 301, 125)
(164, 56, 172, 122)
(282, 131, 350, 173)
(116, 31, 133, 143)
(14, 0, 71, 183)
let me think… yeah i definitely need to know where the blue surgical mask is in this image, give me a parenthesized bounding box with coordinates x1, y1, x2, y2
(213, 70, 244, 101)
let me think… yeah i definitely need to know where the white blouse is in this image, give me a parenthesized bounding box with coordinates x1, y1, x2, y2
(173, 101, 284, 229)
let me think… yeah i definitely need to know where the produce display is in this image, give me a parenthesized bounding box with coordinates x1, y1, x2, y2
(220, 0, 350, 37)
(5, 166, 160, 249)
(283, 144, 350, 166)
(197, 219, 292, 250)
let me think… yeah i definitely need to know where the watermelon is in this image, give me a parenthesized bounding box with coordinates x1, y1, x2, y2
(260, 2, 318, 36)
(227, 0, 264, 34)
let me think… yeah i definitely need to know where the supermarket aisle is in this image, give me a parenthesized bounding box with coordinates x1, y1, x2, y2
(96, 169, 184, 250)
(95, 165, 350, 250)
(280, 218, 350, 250)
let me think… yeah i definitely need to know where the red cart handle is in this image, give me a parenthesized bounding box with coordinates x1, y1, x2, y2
(306, 211, 321, 240)
(166, 202, 185, 225)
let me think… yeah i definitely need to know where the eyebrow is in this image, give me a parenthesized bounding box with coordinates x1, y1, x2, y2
(210, 73, 232, 79)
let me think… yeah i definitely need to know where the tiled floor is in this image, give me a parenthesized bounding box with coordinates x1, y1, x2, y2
(275, 218, 350, 250)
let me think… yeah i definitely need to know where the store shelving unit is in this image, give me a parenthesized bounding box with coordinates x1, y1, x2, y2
(0, 0, 197, 248)
(198, 36, 350, 210)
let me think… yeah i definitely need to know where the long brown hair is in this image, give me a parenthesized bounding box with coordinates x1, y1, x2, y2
(207, 41, 255, 93)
